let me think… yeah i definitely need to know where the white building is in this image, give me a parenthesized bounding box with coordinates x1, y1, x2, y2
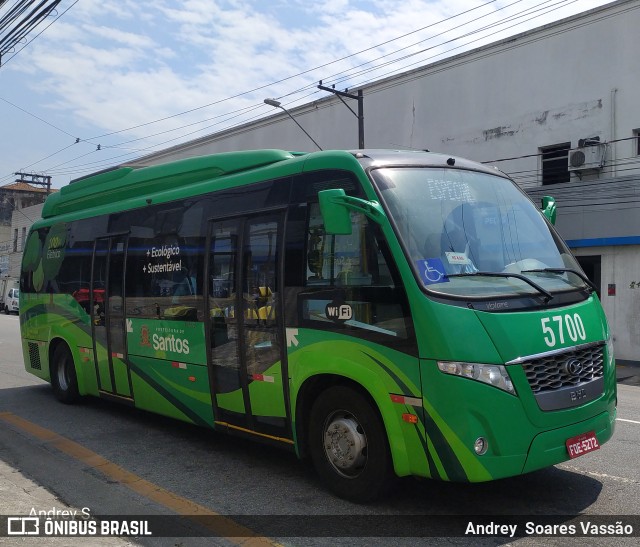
(8, 202, 44, 278)
(0, 225, 10, 276)
(77, 0, 640, 363)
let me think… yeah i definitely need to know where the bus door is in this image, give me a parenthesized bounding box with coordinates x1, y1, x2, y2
(207, 213, 290, 439)
(91, 235, 133, 399)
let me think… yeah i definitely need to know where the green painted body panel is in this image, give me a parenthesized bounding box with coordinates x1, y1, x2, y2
(20, 293, 214, 426)
(34, 151, 316, 230)
(20, 149, 616, 487)
(412, 298, 505, 363)
(474, 295, 607, 362)
(126, 318, 207, 365)
(21, 293, 97, 394)
(94, 343, 113, 393)
(248, 362, 287, 417)
(129, 369, 197, 423)
(112, 358, 131, 397)
(128, 356, 213, 426)
(407, 295, 615, 481)
(216, 387, 246, 414)
(22, 284, 615, 483)
(522, 410, 615, 474)
(42, 150, 298, 219)
(286, 331, 424, 478)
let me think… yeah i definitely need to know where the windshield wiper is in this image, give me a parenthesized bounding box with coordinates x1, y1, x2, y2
(521, 268, 598, 293)
(446, 272, 553, 302)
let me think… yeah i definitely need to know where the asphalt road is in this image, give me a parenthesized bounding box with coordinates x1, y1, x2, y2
(0, 312, 639, 546)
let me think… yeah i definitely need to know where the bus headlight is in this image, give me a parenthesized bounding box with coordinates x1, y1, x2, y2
(437, 361, 516, 395)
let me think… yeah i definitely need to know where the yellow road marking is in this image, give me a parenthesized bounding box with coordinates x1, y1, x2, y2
(0, 412, 281, 546)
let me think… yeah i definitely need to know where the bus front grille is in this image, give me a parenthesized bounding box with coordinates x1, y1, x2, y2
(521, 343, 604, 394)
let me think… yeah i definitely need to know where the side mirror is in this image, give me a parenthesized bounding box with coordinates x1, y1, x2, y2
(318, 189, 353, 235)
(541, 195, 557, 225)
(318, 189, 386, 235)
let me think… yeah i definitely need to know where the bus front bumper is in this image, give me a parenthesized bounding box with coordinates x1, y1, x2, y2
(521, 408, 616, 474)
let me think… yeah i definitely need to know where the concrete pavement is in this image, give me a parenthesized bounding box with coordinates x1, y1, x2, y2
(0, 361, 638, 544)
(0, 458, 136, 545)
(616, 360, 640, 386)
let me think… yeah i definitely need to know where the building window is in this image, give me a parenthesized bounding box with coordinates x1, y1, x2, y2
(540, 143, 571, 185)
(13, 229, 18, 252)
(575, 255, 601, 298)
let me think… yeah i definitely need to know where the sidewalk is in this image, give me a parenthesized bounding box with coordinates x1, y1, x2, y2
(0, 459, 135, 546)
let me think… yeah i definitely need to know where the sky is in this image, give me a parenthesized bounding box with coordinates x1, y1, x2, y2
(0, 0, 616, 189)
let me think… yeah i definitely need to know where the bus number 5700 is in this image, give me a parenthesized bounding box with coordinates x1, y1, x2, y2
(541, 314, 587, 347)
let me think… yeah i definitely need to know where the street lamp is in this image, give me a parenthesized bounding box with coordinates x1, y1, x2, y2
(263, 99, 322, 151)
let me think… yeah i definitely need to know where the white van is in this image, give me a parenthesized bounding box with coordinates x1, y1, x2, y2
(0, 278, 19, 314)
(4, 287, 19, 314)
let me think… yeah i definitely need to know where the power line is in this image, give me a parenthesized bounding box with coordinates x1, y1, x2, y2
(296, 0, 556, 96)
(3, 1, 624, 182)
(0, 0, 78, 67)
(85, 0, 502, 142)
(1, 0, 512, 177)
(0, 95, 77, 138)
(328, 0, 579, 97)
(37, 1, 572, 178)
(134, 1, 580, 152)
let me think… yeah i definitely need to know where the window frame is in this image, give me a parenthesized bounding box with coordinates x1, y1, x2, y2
(290, 171, 417, 353)
(540, 142, 571, 185)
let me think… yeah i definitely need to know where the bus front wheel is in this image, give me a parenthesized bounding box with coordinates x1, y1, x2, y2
(51, 344, 80, 404)
(309, 385, 392, 502)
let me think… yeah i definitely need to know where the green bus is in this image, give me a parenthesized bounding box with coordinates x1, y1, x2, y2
(20, 149, 616, 501)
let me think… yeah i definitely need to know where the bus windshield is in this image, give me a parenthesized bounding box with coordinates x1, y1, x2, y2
(370, 167, 588, 299)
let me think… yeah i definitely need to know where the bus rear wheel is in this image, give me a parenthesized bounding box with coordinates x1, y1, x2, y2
(308, 385, 392, 502)
(51, 344, 80, 404)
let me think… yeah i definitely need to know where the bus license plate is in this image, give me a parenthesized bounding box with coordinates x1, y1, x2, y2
(566, 431, 600, 459)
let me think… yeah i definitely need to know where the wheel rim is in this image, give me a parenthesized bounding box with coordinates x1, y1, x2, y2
(322, 410, 368, 478)
(57, 357, 69, 391)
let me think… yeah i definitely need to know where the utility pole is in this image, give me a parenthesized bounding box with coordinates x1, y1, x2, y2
(14, 172, 52, 193)
(317, 81, 364, 149)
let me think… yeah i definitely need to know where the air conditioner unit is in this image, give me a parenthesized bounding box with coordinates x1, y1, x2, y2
(568, 143, 605, 172)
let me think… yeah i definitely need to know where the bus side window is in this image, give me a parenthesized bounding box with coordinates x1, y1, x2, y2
(302, 203, 410, 340)
(306, 206, 377, 287)
(124, 202, 205, 323)
(129, 234, 204, 322)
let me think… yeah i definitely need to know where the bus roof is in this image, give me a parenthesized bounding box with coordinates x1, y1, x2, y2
(42, 149, 305, 219)
(348, 149, 506, 176)
(40, 148, 505, 221)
